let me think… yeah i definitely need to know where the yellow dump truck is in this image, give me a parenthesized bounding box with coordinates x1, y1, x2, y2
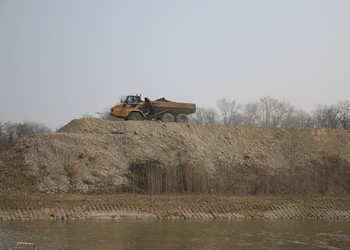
(110, 95, 196, 123)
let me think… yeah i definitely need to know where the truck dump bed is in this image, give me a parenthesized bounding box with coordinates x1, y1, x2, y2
(145, 97, 196, 117)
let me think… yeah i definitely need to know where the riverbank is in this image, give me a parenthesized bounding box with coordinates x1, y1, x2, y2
(0, 194, 349, 221)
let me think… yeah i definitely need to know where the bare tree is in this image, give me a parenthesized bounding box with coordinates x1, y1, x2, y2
(216, 98, 241, 125)
(336, 101, 350, 130)
(189, 107, 218, 125)
(313, 104, 340, 129)
(14, 121, 51, 138)
(241, 102, 259, 126)
(282, 109, 314, 128)
(258, 96, 294, 127)
(4, 121, 16, 145)
(312, 101, 350, 129)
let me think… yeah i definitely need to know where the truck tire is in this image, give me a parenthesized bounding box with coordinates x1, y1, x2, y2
(176, 114, 188, 123)
(161, 113, 175, 122)
(127, 112, 144, 121)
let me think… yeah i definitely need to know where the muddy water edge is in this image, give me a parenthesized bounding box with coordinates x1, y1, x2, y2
(1, 219, 350, 249)
(1, 194, 350, 249)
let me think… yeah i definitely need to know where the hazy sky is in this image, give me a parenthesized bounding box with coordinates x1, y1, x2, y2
(1, 0, 349, 129)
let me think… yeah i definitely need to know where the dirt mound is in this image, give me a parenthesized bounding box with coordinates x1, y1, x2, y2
(3, 118, 350, 195)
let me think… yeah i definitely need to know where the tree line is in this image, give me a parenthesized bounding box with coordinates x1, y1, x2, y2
(0, 121, 51, 151)
(190, 96, 350, 129)
(1, 96, 349, 152)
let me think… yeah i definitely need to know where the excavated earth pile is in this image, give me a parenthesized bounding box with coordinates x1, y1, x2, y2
(2, 118, 350, 195)
(1, 118, 350, 220)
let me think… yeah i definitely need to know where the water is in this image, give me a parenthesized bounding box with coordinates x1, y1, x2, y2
(1, 219, 350, 249)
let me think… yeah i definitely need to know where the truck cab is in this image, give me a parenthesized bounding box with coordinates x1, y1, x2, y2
(110, 95, 146, 120)
(123, 95, 143, 105)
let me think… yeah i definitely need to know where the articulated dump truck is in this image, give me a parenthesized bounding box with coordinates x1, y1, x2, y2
(110, 95, 196, 123)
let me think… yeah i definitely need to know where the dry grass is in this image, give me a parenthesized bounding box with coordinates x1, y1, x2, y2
(0, 153, 37, 192)
(125, 156, 350, 196)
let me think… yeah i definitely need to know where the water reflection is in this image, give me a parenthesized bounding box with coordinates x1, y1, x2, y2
(1, 219, 349, 249)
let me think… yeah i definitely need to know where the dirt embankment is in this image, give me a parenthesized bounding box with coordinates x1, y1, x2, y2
(1, 118, 350, 195)
(1, 118, 350, 220)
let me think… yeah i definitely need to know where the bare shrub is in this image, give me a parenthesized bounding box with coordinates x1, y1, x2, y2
(125, 156, 350, 196)
(189, 107, 218, 125)
(96, 106, 114, 120)
(126, 159, 213, 195)
(126, 159, 165, 194)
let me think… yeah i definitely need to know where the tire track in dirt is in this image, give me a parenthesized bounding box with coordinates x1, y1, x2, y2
(1, 195, 350, 221)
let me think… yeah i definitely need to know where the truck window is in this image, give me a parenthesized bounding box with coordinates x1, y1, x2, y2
(125, 96, 133, 103)
(125, 96, 142, 104)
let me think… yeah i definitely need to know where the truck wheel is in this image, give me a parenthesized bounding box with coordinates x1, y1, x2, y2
(161, 113, 175, 122)
(176, 114, 188, 123)
(127, 112, 144, 121)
